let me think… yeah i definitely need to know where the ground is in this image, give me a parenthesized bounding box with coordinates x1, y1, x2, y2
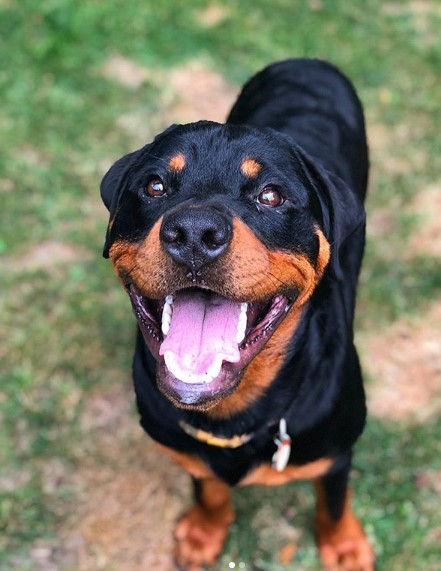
(17, 59, 441, 571)
(1, 2, 440, 570)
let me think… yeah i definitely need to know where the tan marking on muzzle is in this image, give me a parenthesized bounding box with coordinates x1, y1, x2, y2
(206, 219, 331, 418)
(109, 217, 184, 298)
(218, 219, 330, 306)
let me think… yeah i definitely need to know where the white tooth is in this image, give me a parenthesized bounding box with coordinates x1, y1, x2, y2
(207, 358, 222, 380)
(236, 323, 245, 343)
(161, 295, 173, 336)
(163, 304, 172, 316)
(236, 330, 245, 344)
(236, 303, 248, 343)
(161, 319, 170, 336)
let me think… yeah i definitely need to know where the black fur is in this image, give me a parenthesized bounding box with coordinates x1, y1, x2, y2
(101, 58, 368, 488)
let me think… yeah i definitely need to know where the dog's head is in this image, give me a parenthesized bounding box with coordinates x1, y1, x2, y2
(101, 121, 363, 412)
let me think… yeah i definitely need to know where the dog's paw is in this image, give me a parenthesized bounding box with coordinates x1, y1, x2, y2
(316, 512, 375, 571)
(174, 504, 234, 571)
(318, 537, 375, 571)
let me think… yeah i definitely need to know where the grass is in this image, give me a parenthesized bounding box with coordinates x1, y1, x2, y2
(216, 418, 441, 571)
(1, 0, 440, 570)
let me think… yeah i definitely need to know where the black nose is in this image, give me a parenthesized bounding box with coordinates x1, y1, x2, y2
(160, 207, 232, 271)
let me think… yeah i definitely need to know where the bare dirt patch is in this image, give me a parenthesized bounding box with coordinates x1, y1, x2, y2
(415, 469, 441, 494)
(10, 241, 90, 272)
(384, 1, 441, 16)
(101, 54, 238, 145)
(167, 60, 237, 124)
(385, 0, 441, 47)
(361, 301, 441, 422)
(101, 54, 152, 89)
(53, 385, 188, 571)
(196, 3, 231, 27)
(407, 181, 441, 257)
(368, 119, 428, 177)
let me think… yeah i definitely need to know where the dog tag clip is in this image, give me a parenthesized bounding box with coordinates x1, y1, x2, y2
(272, 418, 291, 472)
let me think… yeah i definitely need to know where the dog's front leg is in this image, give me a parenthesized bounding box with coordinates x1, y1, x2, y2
(314, 456, 375, 571)
(174, 476, 235, 570)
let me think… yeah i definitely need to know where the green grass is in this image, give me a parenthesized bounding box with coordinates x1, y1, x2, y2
(1, 0, 440, 569)
(218, 418, 441, 571)
(359, 249, 441, 323)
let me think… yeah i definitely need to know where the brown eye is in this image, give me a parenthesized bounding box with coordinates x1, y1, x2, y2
(145, 178, 166, 197)
(257, 186, 284, 207)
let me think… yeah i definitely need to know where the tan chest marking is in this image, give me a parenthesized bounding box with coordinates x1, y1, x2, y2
(155, 443, 213, 479)
(239, 458, 334, 486)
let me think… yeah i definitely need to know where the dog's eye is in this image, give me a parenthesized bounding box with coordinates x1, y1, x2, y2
(145, 178, 166, 197)
(257, 186, 284, 207)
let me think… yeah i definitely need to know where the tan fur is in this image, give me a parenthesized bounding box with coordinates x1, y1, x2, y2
(314, 484, 375, 570)
(239, 458, 334, 486)
(109, 218, 186, 299)
(174, 478, 235, 569)
(109, 217, 331, 417)
(240, 157, 262, 178)
(155, 444, 213, 480)
(169, 153, 186, 172)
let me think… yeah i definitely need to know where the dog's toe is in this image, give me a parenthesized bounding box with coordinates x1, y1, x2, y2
(174, 504, 234, 571)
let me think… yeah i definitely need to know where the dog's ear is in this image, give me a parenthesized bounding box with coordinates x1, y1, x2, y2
(100, 150, 141, 258)
(100, 150, 140, 213)
(101, 124, 180, 213)
(295, 148, 366, 281)
(100, 124, 181, 258)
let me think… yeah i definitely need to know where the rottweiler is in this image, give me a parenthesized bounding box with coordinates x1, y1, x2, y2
(101, 58, 374, 570)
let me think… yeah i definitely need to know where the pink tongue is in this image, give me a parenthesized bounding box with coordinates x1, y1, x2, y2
(159, 291, 241, 384)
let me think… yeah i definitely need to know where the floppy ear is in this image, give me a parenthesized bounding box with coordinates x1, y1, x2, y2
(101, 124, 181, 213)
(100, 150, 140, 213)
(100, 150, 141, 258)
(100, 124, 181, 258)
(294, 148, 366, 281)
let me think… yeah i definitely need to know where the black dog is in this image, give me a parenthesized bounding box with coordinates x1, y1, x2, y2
(101, 59, 374, 570)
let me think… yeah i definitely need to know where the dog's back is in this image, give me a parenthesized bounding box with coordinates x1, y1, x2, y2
(227, 58, 368, 201)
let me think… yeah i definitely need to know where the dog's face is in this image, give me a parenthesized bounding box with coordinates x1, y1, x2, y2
(101, 121, 351, 411)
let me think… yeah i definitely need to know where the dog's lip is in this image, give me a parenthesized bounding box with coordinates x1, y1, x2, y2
(126, 283, 293, 408)
(157, 359, 239, 408)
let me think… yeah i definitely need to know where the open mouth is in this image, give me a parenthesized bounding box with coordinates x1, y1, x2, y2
(127, 284, 293, 408)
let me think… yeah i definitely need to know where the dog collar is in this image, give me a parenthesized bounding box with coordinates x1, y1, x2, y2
(178, 420, 254, 448)
(178, 417, 292, 469)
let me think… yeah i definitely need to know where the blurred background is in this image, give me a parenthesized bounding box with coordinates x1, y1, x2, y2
(0, 1, 440, 570)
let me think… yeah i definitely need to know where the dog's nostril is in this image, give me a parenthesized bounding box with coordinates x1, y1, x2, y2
(202, 229, 223, 249)
(162, 226, 185, 246)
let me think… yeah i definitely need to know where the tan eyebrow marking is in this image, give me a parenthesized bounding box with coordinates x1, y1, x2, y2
(241, 158, 262, 178)
(169, 153, 186, 172)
